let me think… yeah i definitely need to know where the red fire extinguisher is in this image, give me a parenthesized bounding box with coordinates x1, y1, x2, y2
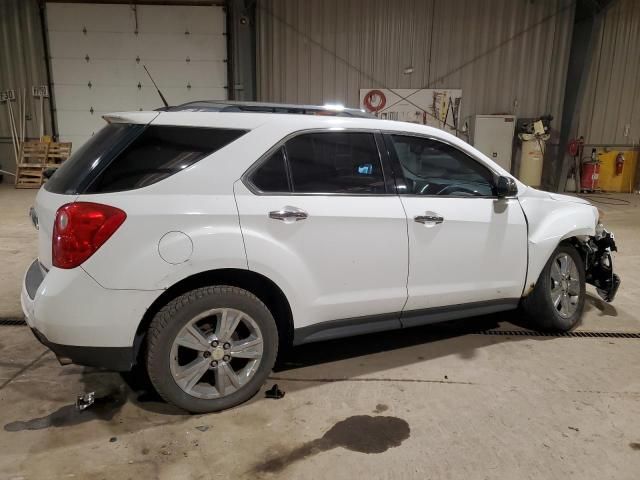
(615, 153, 624, 176)
(581, 148, 600, 192)
(581, 162, 600, 192)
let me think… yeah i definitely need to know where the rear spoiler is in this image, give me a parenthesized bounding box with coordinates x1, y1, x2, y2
(102, 112, 160, 125)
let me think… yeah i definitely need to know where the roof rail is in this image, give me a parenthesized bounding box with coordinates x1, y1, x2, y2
(162, 100, 374, 118)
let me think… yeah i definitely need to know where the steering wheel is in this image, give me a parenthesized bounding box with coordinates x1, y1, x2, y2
(434, 184, 479, 196)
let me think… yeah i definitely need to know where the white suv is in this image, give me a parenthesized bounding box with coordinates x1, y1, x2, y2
(22, 101, 620, 413)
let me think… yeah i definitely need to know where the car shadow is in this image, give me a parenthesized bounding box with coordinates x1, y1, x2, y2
(123, 309, 562, 411)
(585, 292, 618, 317)
(266, 293, 622, 396)
(270, 310, 550, 386)
(111, 310, 549, 413)
(3, 362, 188, 435)
(4, 309, 563, 429)
(90, 292, 623, 412)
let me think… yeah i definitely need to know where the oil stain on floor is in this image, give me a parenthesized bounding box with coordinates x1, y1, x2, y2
(4, 389, 126, 431)
(252, 415, 410, 474)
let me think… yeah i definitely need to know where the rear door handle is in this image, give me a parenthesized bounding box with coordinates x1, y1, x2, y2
(414, 214, 444, 225)
(269, 207, 308, 222)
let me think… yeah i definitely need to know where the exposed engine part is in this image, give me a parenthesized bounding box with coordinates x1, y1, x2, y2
(578, 227, 620, 302)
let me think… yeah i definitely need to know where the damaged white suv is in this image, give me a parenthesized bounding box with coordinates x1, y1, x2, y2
(22, 101, 620, 413)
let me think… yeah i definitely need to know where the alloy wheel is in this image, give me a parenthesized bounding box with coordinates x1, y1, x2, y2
(549, 253, 581, 318)
(169, 308, 264, 399)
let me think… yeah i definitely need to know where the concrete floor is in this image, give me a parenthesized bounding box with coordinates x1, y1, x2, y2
(0, 183, 639, 479)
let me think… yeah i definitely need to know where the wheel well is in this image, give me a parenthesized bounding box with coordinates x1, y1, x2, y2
(523, 237, 586, 297)
(134, 269, 294, 361)
(561, 236, 587, 262)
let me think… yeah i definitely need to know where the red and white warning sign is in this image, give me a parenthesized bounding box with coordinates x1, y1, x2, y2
(359, 88, 462, 135)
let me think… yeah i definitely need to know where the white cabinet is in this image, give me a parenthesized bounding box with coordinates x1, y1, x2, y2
(469, 115, 516, 172)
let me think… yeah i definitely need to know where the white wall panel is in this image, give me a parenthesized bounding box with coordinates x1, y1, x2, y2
(47, 3, 132, 31)
(135, 5, 226, 34)
(56, 111, 110, 136)
(46, 2, 227, 147)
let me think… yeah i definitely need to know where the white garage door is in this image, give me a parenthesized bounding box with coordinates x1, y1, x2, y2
(46, 2, 227, 148)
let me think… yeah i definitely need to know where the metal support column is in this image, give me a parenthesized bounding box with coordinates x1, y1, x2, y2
(39, 0, 58, 139)
(226, 0, 256, 101)
(553, 0, 617, 192)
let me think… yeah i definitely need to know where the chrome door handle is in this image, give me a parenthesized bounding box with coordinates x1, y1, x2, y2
(269, 207, 308, 222)
(414, 214, 444, 225)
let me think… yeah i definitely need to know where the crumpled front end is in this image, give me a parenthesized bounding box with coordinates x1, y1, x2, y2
(577, 226, 620, 302)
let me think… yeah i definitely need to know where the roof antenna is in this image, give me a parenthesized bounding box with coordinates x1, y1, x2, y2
(143, 65, 169, 108)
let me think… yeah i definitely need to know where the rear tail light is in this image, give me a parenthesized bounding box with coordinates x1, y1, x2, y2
(53, 202, 126, 269)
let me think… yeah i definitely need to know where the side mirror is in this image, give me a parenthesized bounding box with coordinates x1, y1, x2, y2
(496, 176, 518, 198)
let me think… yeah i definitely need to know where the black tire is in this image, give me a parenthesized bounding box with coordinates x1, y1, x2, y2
(146, 286, 278, 413)
(520, 243, 586, 331)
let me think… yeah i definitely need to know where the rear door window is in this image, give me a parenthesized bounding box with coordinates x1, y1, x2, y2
(46, 124, 247, 194)
(284, 132, 386, 194)
(249, 148, 291, 193)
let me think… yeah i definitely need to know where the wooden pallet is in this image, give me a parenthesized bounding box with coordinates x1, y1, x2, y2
(45, 142, 72, 168)
(15, 141, 72, 188)
(15, 142, 49, 189)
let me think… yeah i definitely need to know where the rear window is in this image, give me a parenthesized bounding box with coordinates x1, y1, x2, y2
(45, 124, 247, 194)
(45, 124, 143, 194)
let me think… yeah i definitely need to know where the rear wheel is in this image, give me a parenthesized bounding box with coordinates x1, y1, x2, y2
(521, 244, 586, 331)
(146, 286, 278, 413)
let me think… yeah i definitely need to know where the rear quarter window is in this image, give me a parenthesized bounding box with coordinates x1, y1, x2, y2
(86, 126, 247, 193)
(45, 123, 143, 195)
(45, 124, 247, 194)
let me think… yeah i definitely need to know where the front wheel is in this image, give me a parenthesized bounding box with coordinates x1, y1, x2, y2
(146, 286, 278, 413)
(521, 244, 586, 331)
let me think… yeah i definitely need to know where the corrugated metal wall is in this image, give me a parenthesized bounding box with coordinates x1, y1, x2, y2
(0, 0, 52, 176)
(576, 0, 640, 146)
(3, 0, 634, 183)
(257, 0, 574, 126)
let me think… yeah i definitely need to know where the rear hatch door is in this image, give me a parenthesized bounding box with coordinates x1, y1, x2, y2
(35, 112, 157, 269)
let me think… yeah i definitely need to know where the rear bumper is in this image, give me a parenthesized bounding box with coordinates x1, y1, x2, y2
(21, 259, 161, 370)
(30, 327, 136, 371)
